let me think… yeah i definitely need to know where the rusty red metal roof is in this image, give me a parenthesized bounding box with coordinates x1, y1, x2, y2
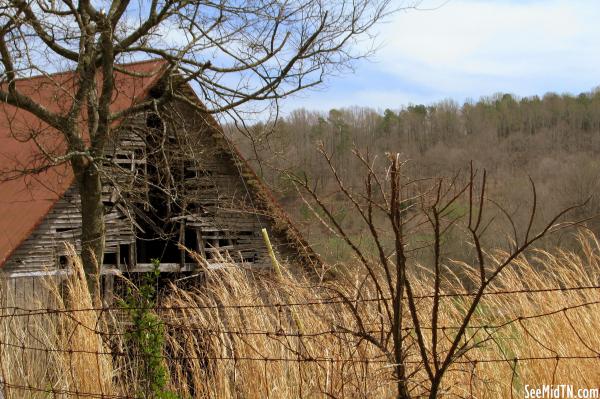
(0, 59, 166, 267)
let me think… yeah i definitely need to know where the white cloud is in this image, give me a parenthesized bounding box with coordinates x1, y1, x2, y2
(375, 0, 600, 96)
(283, 0, 600, 113)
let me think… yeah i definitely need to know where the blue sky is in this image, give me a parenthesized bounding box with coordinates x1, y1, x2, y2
(281, 0, 600, 113)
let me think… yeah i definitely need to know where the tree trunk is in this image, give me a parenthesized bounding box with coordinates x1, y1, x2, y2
(393, 334, 411, 399)
(428, 377, 441, 399)
(75, 161, 105, 297)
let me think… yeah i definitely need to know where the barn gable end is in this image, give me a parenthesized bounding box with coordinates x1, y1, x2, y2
(0, 60, 319, 279)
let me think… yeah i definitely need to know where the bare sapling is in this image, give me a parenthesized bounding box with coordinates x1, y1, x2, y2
(290, 146, 585, 398)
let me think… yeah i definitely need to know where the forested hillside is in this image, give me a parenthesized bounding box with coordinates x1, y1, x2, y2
(232, 89, 600, 261)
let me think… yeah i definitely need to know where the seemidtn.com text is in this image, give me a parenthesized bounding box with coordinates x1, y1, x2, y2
(525, 385, 600, 399)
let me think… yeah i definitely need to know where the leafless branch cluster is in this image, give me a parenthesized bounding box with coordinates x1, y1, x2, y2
(289, 148, 585, 398)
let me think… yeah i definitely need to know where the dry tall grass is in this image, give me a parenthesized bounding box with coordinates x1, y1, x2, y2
(0, 249, 114, 397)
(0, 234, 598, 398)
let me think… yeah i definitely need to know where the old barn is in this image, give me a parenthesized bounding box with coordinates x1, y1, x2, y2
(0, 60, 318, 301)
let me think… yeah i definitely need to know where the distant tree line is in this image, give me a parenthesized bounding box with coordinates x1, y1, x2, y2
(231, 89, 600, 261)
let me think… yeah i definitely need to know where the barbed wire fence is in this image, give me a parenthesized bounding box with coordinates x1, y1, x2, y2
(0, 281, 597, 398)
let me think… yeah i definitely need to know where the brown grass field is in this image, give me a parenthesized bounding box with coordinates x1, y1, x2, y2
(0, 233, 598, 398)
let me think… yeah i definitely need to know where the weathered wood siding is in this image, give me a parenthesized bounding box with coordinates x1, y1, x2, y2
(3, 185, 134, 273)
(0, 273, 64, 309)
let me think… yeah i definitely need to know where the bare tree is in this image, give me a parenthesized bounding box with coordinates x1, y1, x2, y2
(0, 0, 406, 286)
(291, 147, 584, 398)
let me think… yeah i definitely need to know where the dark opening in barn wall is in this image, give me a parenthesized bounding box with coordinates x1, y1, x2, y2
(184, 227, 199, 262)
(145, 112, 163, 130)
(135, 236, 181, 264)
(103, 252, 117, 265)
(119, 244, 132, 267)
(58, 255, 69, 269)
